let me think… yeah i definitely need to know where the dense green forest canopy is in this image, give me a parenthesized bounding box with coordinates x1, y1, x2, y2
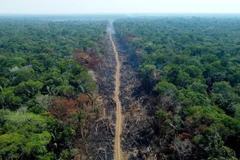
(0, 19, 107, 160)
(114, 17, 240, 159)
(1, 15, 240, 160)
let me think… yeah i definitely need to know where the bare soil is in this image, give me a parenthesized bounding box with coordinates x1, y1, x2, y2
(110, 33, 123, 160)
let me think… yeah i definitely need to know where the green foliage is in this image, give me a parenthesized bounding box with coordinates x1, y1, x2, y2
(115, 17, 240, 114)
(228, 71, 240, 86)
(155, 109, 168, 119)
(11, 68, 36, 85)
(0, 133, 26, 159)
(175, 72, 191, 88)
(0, 18, 106, 159)
(56, 85, 75, 97)
(166, 65, 180, 84)
(0, 77, 10, 88)
(186, 106, 240, 137)
(233, 104, 240, 120)
(186, 106, 240, 159)
(14, 80, 43, 101)
(115, 17, 240, 159)
(154, 81, 177, 96)
(201, 54, 219, 64)
(24, 131, 51, 155)
(233, 83, 240, 96)
(179, 90, 210, 107)
(173, 54, 190, 65)
(188, 81, 208, 95)
(184, 65, 202, 78)
(5, 57, 26, 67)
(59, 149, 78, 160)
(211, 81, 240, 115)
(0, 88, 22, 109)
(139, 64, 157, 90)
(0, 109, 52, 159)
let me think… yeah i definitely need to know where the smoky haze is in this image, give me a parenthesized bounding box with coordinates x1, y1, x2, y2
(0, 0, 240, 14)
(107, 20, 115, 34)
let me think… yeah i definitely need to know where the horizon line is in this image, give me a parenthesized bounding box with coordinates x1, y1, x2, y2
(1, 12, 240, 15)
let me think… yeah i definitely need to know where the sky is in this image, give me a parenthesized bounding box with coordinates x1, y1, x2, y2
(0, 0, 240, 14)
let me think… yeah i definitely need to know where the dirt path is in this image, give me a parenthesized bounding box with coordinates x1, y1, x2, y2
(110, 32, 123, 160)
